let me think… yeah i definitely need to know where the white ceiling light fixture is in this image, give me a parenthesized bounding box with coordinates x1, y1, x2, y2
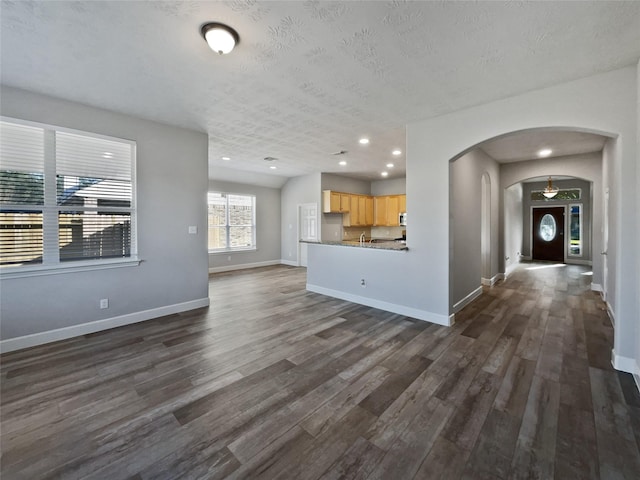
(269, 165, 277, 170)
(381, 171, 388, 177)
(543, 176, 559, 198)
(392, 149, 402, 156)
(359, 138, 370, 145)
(201, 22, 239, 55)
(386, 163, 394, 168)
(538, 148, 552, 157)
(221, 156, 231, 161)
(339, 160, 347, 166)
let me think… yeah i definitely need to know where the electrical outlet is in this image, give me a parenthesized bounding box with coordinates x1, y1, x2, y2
(100, 298, 109, 309)
(360, 278, 366, 288)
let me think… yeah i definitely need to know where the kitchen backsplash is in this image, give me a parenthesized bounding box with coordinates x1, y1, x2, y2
(343, 226, 405, 240)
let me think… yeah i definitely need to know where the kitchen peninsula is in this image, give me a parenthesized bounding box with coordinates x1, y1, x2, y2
(303, 238, 408, 251)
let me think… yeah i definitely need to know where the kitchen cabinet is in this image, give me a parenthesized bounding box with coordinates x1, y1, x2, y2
(374, 196, 387, 226)
(365, 196, 374, 225)
(374, 194, 406, 226)
(386, 196, 400, 225)
(343, 194, 374, 227)
(325, 190, 401, 227)
(323, 190, 350, 213)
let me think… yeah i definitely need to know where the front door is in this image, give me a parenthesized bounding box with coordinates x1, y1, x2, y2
(532, 207, 564, 262)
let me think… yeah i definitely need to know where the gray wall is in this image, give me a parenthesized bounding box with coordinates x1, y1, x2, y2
(208, 180, 281, 271)
(280, 173, 321, 263)
(504, 183, 523, 274)
(320, 173, 371, 242)
(602, 138, 617, 317)
(371, 177, 406, 196)
(0, 86, 209, 340)
(408, 66, 636, 362)
(521, 179, 593, 263)
(450, 149, 500, 310)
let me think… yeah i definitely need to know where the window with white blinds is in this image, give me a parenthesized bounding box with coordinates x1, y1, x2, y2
(208, 192, 256, 251)
(0, 118, 136, 268)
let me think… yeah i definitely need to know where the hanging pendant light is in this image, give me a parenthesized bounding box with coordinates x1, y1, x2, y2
(543, 176, 559, 199)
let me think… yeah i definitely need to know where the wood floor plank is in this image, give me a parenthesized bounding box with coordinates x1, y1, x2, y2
(1, 263, 635, 480)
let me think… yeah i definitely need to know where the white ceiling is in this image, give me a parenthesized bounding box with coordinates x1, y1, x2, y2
(1, 1, 639, 187)
(479, 130, 608, 164)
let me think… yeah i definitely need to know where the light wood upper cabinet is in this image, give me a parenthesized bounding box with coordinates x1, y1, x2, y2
(342, 194, 374, 227)
(323, 190, 350, 213)
(358, 196, 367, 226)
(374, 196, 387, 226)
(365, 196, 374, 225)
(373, 194, 406, 226)
(325, 190, 402, 227)
(386, 196, 400, 226)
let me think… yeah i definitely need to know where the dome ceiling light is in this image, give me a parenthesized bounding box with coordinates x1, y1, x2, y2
(201, 22, 239, 55)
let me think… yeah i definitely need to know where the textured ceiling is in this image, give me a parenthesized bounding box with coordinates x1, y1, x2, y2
(1, 1, 639, 187)
(480, 130, 608, 164)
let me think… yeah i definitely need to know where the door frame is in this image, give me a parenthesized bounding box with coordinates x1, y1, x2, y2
(530, 205, 567, 262)
(297, 203, 318, 267)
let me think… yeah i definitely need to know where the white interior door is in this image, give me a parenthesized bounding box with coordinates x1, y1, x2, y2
(299, 203, 318, 267)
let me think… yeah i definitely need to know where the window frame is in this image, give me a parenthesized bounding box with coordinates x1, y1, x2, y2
(530, 187, 582, 201)
(568, 203, 583, 257)
(0, 116, 139, 278)
(208, 191, 256, 253)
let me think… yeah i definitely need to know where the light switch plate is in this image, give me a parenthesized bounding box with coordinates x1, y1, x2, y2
(188, 226, 197, 234)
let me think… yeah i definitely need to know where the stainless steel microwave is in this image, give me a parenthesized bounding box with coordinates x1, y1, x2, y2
(399, 212, 407, 226)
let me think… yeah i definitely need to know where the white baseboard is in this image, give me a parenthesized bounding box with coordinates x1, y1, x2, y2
(453, 286, 483, 313)
(566, 259, 592, 266)
(591, 283, 603, 292)
(209, 260, 283, 274)
(521, 255, 532, 261)
(306, 283, 453, 326)
(606, 301, 615, 327)
(280, 259, 299, 267)
(0, 297, 210, 354)
(611, 352, 640, 394)
(481, 274, 502, 287)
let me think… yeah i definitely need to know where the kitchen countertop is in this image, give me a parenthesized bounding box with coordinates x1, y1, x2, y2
(302, 239, 408, 251)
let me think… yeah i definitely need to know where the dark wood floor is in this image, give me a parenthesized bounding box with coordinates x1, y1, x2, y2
(2, 263, 640, 479)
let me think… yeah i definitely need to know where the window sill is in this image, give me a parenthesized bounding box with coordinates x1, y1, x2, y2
(0, 257, 142, 279)
(209, 248, 257, 255)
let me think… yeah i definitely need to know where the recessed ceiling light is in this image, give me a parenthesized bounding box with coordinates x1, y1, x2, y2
(102, 152, 113, 158)
(359, 138, 370, 145)
(538, 148, 552, 157)
(221, 156, 231, 161)
(339, 160, 347, 166)
(392, 149, 401, 156)
(381, 171, 388, 177)
(386, 163, 394, 168)
(201, 22, 239, 55)
(269, 165, 277, 170)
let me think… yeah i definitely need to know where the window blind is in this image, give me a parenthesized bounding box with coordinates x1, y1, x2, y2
(0, 118, 135, 268)
(0, 122, 45, 205)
